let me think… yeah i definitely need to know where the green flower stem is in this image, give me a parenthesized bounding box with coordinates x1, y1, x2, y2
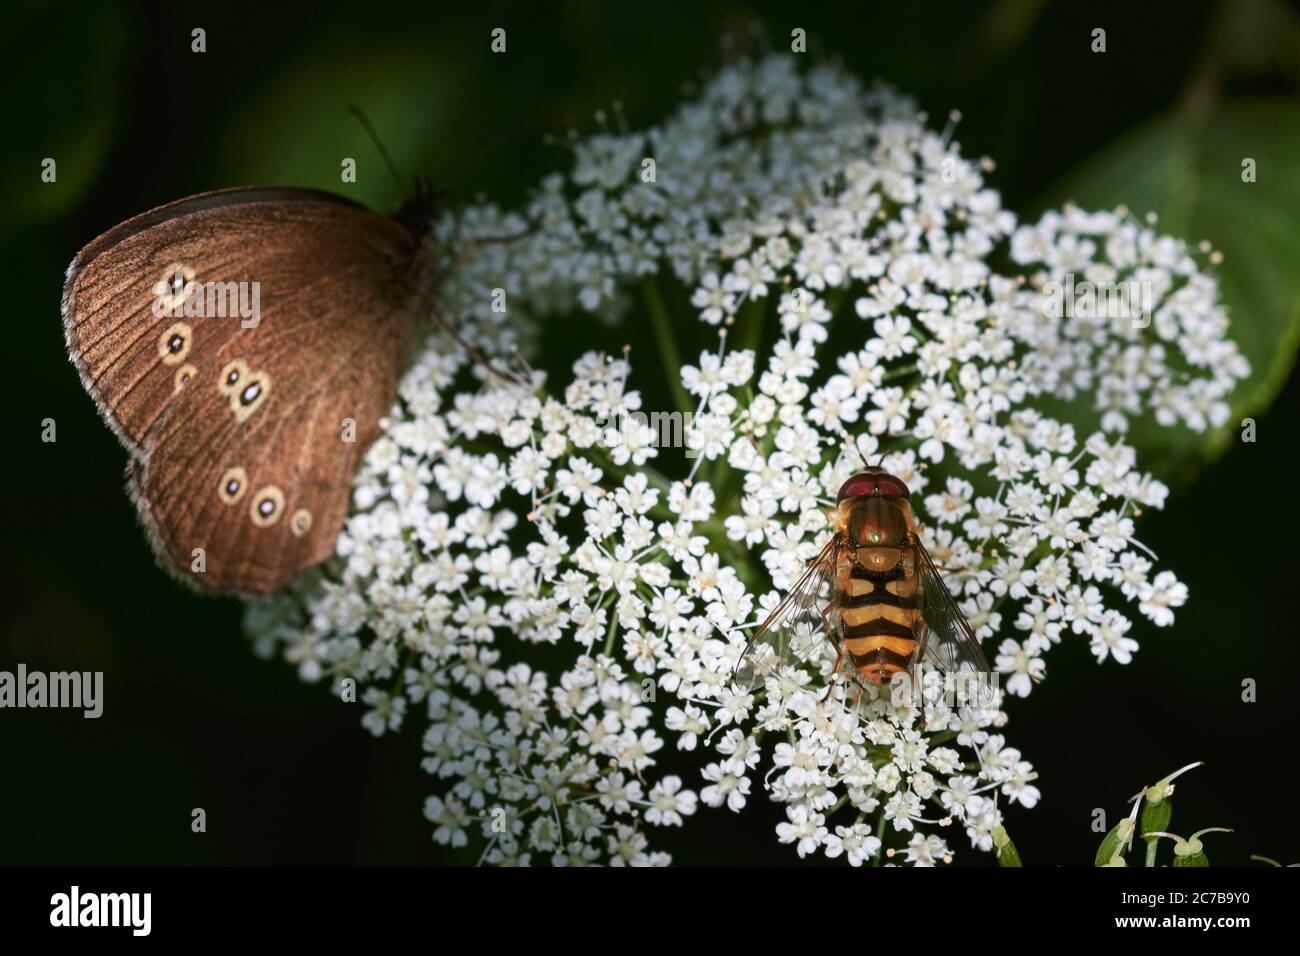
(596, 447, 677, 495)
(883, 363, 920, 382)
(872, 809, 888, 866)
(602, 603, 620, 657)
(736, 295, 767, 357)
(642, 275, 694, 417)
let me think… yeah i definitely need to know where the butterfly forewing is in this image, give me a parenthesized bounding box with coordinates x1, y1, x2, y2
(63, 188, 420, 594)
(64, 189, 380, 454)
(734, 536, 843, 690)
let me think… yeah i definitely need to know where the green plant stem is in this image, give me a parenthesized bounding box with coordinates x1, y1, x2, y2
(736, 295, 767, 356)
(602, 603, 619, 657)
(872, 810, 888, 866)
(642, 275, 693, 417)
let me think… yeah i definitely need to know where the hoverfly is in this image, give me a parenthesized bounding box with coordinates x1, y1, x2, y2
(734, 462, 991, 713)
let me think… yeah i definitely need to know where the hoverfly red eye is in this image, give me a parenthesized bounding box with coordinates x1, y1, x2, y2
(837, 473, 877, 501)
(837, 470, 910, 501)
(874, 475, 911, 499)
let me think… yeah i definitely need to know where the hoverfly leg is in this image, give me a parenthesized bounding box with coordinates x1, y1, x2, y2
(818, 604, 843, 704)
(820, 644, 846, 703)
(819, 673, 838, 704)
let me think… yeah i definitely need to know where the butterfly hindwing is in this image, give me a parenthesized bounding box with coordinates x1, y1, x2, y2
(64, 188, 420, 594)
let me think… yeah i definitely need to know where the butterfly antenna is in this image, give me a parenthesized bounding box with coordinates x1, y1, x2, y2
(348, 105, 407, 194)
(428, 301, 525, 387)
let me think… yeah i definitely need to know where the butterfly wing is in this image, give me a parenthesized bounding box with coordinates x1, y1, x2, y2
(63, 188, 420, 594)
(63, 188, 393, 454)
(733, 535, 844, 690)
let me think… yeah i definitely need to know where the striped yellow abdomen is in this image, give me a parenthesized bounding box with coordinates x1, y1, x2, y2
(834, 544, 920, 685)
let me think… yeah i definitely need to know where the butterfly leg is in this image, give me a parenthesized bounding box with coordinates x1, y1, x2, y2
(434, 226, 535, 288)
(423, 223, 533, 386)
(427, 301, 525, 386)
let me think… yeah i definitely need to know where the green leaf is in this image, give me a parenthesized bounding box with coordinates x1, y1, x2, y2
(1038, 99, 1300, 484)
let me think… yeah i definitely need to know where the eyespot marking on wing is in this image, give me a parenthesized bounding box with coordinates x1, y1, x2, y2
(173, 363, 197, 394)
(218, 359, 250, 397)
(218, 466, 248, 505)
(231, 371, 271, 422)
(153, 263, 195, 310)
(249, 485, 285, 527)
(158, 321, 193, 365)
(290, 508, 313, 537)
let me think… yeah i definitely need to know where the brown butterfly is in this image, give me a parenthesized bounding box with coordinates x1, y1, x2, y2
(62, 185, 480, 595)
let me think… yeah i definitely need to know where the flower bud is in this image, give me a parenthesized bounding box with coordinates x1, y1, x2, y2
(1095, 818, 1135, 867)
(993, 825, 1021, 867)
(1171, 828, 1232, 868)
(1140, 786, 1173, 861)
(1140, 787, 1173, 838)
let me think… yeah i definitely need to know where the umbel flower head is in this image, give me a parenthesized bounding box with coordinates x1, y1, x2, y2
(245, 55, 1246, 865)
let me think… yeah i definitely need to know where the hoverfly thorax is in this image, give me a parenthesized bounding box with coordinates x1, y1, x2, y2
(846, 497, 907, 566)
(837, 467, 911, 562)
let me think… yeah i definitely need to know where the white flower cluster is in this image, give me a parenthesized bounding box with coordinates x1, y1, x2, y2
(1010, 207, 1247, 433)
(245, 55, 1247, 865)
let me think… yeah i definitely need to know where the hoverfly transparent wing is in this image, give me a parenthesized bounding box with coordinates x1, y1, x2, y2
(733, 535, 843, 691)
(912, 537, 991, 682)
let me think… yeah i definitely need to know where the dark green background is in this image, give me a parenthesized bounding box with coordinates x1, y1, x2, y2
(2, 0, 1297, 866)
